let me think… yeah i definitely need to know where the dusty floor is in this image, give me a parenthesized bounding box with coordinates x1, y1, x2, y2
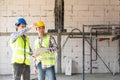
(0, 73, 120, 80)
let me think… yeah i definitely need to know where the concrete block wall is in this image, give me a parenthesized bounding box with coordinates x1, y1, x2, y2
(61, 36, 119, 73)
(0, 0, 55, 74)
(62, 0, 120, 73)
(0, 0, 120, 74)
(64, 0, 120, 31)
(0, 36, 12, 74)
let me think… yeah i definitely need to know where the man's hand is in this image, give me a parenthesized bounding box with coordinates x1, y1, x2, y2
(29, 23, 37, 29)
(28, 52, 33, 55)
(34, 67, 38, 74)
(32, 53, 42, 58)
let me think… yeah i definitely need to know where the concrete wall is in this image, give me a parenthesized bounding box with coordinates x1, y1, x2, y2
(63, 0, 120, 73)
(0, 0, 120, 74)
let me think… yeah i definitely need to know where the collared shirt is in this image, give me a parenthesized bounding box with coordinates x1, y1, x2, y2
(38, 35, 58, 53)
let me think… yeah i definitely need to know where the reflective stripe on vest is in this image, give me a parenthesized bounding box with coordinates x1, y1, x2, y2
(39, 53, 55, 66)
(10, 36, 30, 65)
(11, 47, 30, 53)
(12, 53, 30, 64)
(34, 34, 55, 67)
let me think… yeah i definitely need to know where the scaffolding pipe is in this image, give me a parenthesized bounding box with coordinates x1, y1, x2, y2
(83, 25, 114, 75)
(95, 31, 98, 61)
(110, 35, 120, 42)
(92, 27, 120, 30)
(0, 32, 112, 36)
(97, 38, 109, 42)
(92, 30, 98, 61)
(62, 24, 120, 79)
(86, 39, 113, 74)
(83, 24, 120, 27)
(90, 29, 93, 74)
(82, 26, 85, 80)
(90, 26, 113, 74)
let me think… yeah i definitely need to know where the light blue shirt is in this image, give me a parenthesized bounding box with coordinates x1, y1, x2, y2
(9, 27, 29, 43)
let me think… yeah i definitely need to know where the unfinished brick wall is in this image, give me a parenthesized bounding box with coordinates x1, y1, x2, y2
(0, 0, 55, 74)
(65, 0, 120, 30)
(0, 0, 120, 74)
(62, 0, 120, 73)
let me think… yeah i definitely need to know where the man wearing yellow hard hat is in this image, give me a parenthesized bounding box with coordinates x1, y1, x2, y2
(33, 21, 57, 80)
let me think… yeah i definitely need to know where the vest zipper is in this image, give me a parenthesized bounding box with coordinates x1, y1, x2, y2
(39, 37, 43, 48)
(23, 36, 26, 64)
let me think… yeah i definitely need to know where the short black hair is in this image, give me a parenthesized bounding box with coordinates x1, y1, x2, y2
(15, 23, 21, 26)
(15, 23, 21, 31)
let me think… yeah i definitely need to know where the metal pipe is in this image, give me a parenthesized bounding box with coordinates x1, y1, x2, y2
(91, 31, 98, 61)
(62, 28, 83, 49)
(82, 26, 85, 80)
(0, 32, 113, 36)
(90, 28, 93, 74)
(86, 28, 112, 74)
(90, 30, 98, 61)
(92, 27, 120, 30)
(89, 26, 114, 74)
(110, 35, 120, 42)
(83, 24, 120, 27)
(95, 30, 98, 61)
(86, 39, 113, 74)
(118, 30, 120, 73)
(86, 26, 113, 74)
(82, 24, 120, 75)
(98, 38, 109, 42)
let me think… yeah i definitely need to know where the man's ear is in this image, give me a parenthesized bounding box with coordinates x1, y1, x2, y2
(16, 26, 18, 31)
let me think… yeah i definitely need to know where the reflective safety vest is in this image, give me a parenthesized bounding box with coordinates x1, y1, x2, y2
(10, 36, 30, 65)
(34, 34, 55, 68)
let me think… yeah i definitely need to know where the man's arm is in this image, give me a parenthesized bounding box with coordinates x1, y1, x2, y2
(9, 27, 30, 43)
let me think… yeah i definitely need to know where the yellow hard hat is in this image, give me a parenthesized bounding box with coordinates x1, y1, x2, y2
(36, 21, 45, 27)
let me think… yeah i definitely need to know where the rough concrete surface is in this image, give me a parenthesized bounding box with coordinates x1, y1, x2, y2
(0, 74, 120, 80)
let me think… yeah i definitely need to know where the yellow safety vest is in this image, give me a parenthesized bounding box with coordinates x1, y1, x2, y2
(10, 36, 30, 65)
(34, 34, 55, 68)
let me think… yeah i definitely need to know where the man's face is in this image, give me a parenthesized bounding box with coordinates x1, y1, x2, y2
(36, 26, 45, 35)
(16, 24, 26, 31)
